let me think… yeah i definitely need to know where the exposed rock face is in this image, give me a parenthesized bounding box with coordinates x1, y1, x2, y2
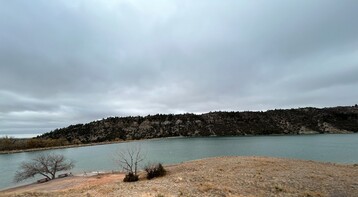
(39, 106, 358, 143)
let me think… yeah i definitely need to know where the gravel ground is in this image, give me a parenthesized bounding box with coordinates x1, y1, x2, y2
(1, 156, 357, 197)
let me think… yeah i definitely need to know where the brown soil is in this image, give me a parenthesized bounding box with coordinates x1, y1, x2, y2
(1, 156, 357, 197)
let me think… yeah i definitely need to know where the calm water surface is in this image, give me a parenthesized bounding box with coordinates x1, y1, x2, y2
(0, 134, 357, 190)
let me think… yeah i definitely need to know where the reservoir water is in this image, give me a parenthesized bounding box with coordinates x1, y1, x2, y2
(0, 134, 357, 190)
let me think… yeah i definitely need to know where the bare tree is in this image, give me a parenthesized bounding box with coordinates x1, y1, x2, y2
(114, 145, 145, 182)
(14, 153, 74, 182)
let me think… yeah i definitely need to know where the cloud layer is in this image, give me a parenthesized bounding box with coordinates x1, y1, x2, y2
(1, 0, 358, 134)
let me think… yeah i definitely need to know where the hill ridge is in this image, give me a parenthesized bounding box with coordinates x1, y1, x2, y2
(39, 105, 358, 143)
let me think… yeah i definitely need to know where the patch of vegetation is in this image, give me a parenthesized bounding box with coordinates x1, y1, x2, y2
(123, 172, 139, 182)
(145, 163, 166, 179)
(0, 136, 69, 152)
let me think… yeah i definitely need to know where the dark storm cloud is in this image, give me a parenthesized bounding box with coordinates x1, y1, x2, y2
(1, 0, 358, 134)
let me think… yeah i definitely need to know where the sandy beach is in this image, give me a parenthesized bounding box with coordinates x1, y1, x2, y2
(1, 156, 357, 197)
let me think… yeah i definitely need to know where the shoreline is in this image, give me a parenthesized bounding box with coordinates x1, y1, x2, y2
(0, 136, 191, 155)
(0, 139, 138, 155)
(0, 170, 119, 193)
(1, 156, 357, 196)
(1, 133, 357, 155)
(1, 155, 356, 192)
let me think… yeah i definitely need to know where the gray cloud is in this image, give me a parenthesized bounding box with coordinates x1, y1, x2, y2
(1, 0, 358, 135)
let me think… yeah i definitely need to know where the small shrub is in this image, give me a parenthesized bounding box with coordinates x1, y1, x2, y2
(123, 172, 139, 182)
(145, 163, 166, 180)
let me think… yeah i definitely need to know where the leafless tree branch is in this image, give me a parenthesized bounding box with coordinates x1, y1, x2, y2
(14, 153, 74, 182)
(114, 145, 145, 176)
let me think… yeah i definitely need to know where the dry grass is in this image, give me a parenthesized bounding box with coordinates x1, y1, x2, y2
(1, 156, 357, 197)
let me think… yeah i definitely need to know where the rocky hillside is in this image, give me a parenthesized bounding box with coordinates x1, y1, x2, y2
(39, 106, 358, 143)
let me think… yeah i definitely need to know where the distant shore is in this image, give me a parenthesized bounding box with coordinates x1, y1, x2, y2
(2, 133, 357, 155)
(0, 140, 128, 155)
(0, 136, 188, 154)
(1, 156, 357, 196)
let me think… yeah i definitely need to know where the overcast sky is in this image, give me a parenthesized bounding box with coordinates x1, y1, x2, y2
(1, 0, 358, 135)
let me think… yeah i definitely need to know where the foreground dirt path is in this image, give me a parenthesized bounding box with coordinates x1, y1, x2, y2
(1, 156, 357, 197)
(0, 173, 125, 194)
